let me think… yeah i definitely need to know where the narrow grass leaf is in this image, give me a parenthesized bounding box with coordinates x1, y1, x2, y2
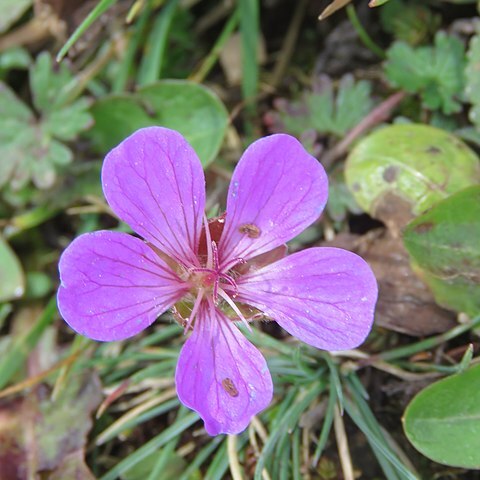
(137, 0, 179, 86)
(56, 0, 118, 61)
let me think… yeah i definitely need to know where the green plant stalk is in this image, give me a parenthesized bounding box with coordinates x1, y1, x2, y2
(346, 4, 385, 59)
(312, 388, 336, 466)
(56, 0, 118, 61)
(292, 427, 301, 480)
(254, 382, 324, 479)
(95, 398, 179, 446)
(205, 434, 249, 480)
(178, 436, 223, 480)
(346, 375, 419, 479)
(113, 0, 153, 92)
(146, 407, 188, 480)
(190, 9, 239, 83)
(238, 0, 259, 110)
(379, 315, 480, 362)
(137, 0, 179, 86)
(100, 411, 198, 480)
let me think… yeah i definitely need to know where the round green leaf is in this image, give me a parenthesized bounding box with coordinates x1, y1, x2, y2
(403, 363, 480, 469)
(404, 186, 480, 315)
(89, 80, 228, 168)
(345, 124, 480, 218)
(404, 185, 480, 278)
(0, 235, 24, 302)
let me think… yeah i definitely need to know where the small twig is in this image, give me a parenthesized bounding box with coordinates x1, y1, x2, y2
(322, 90, 406, 168)
(228, 435, 244, 480)
(334, 404, 354, 480)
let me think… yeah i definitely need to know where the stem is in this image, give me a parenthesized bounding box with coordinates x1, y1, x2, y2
(346, 4, 385, 59)
(378, 315, 480, 362)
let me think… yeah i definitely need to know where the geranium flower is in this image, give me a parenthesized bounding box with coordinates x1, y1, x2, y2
(58, 127, 377, 435)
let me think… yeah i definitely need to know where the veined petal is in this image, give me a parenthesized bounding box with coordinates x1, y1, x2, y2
(218, 134, 328, 269)
(175, 301, 273, 435)
(237, 248, 378, 351)
(58, 231, 188, 341)
(102, 127, 205, 267)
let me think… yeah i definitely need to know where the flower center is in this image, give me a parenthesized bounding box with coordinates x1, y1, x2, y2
(187, 241, 238, 302)
(174, 215, 253, 334)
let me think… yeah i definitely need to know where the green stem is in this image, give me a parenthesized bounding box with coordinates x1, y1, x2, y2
(346, 4, 385, 59)
(190, 10, 239, 83)
(379, 315, 480, 362)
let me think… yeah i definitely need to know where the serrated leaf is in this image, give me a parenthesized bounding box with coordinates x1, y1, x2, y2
(345, 124, 480, 222)
(404, 186, 480, 315)
(89, 80, 228, 167)
(273, 74, 373, 139)
(0, 54, 91, 192)
(385, 31, 466, 114)
(0, 235, 24, 302)
(0, 83, 73, 190)
(43, 98, 93, 141)
(30, 52, 75, 112)
(403, 363, 480, 469)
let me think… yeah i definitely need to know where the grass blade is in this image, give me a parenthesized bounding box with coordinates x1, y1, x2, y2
(56, 0, 118, 61)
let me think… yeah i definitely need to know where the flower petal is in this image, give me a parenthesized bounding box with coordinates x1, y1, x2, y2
(58, 231, 188, 341)
(237, 248, 378, 351)
(102, 127, 205, 267)
(218, 134, 328, 268)
(175, 301, 273, 435)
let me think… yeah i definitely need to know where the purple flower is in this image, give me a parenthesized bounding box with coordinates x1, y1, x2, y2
(58, 127, 377, 435)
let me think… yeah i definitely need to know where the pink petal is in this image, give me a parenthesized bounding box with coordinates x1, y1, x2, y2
(218, 134, 328, 268)
(102, 127, 205, 267)
(58, 231, 188, 341)
(237, 248, 378, 351)
(175, 301, 273, 435)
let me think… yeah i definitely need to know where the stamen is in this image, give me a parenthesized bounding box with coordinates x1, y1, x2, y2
(211, 241, 219, 270)
(218, 273, 238, 296)
(217, 287, 252, 332)
(184, 289, 204, 334)
(220, 256, 246, 273)
(203, 214, 213, 270)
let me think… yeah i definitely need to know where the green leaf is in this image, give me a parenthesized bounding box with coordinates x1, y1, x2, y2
(0, 0, 32, 34)
(385, 31, 466, 114)
(404, 185, 480, 315)
(0, 54, 91, 192)
(379, 0, 440, 45)
(404, 363, 480, 468)
(404, 185, 480, 279)
(274, 74, 373, 139)
(0, 47, 31, 73)
(465, 22, 480, 130)
(0, 235, 24, 302)
(56, 0, 117, 61)
(345, 124, 480, 218)
(43, 98, 93, 141)
(89, 80, 228, 167)
(30, 52, 76, 112)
